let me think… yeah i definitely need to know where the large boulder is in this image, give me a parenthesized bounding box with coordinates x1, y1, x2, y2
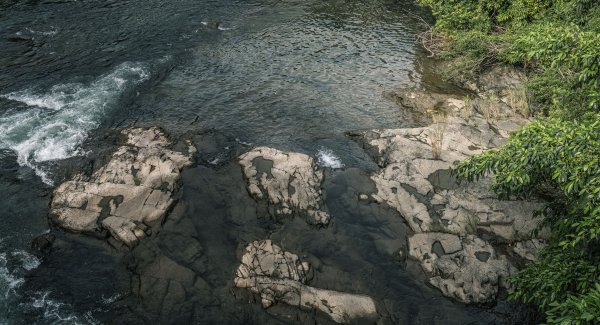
(50, 127, 195, 247)
(234, 240, 378, 324)
(239, 147, 330, 226)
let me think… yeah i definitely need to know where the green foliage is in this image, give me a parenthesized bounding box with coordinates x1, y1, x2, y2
(508, 250, 599, 311)
(546, 284, 600, 325)
(419, 0, 599, 119)
(500, 23, 600, 115)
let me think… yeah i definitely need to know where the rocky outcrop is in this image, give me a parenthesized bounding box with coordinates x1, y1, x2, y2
(51, 127, 195, 247)
(239, 147, 330, 226)
(383, 86, 525, 122)
(355, 91, 547, 304)
(408, 233, 514, 304)
(234, 240, 377, 323)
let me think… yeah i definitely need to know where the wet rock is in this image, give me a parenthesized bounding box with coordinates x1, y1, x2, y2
(50, 127, 195, 247)
(408, 233, 514, 304)
(239, 147, 330, 226)
(234, 240, 378, 323)
(31, 233, 56, 256)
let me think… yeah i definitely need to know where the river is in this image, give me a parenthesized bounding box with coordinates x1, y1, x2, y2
(0, 0, 519, 323)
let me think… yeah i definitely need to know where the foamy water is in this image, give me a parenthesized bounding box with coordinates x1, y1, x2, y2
(0, 62, 150, 185)
(0, 240, 91, 324)
(316, 148, 345, 169)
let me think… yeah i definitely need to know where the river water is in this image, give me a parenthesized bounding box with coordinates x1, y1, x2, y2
(0, 0, 522, 324)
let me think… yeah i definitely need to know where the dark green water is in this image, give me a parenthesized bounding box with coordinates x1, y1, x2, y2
(0, 0, 523, 323)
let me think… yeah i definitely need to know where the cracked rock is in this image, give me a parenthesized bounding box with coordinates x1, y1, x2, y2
(360, 119, 546, 241)
(234, 240, 377, 323)
(51, 127, 195, 247)
(239, 147, 330, 226)
(353, 89, 548, 305)
(408, 233, 515, 304)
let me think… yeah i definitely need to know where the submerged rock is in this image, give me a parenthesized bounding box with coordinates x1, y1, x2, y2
(239, 147, 330, 226)
(383, 89, 466, 116)
(234, 240, 378, 323)
(50, 127, 195, 247)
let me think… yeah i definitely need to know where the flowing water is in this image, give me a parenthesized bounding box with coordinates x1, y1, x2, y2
(0, 0, 523, 323)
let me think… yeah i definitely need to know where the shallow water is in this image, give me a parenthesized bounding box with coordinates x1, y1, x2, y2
(1, 0, 520, 323)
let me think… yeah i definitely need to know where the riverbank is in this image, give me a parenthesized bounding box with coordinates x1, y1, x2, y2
(415, 1, 600, 323)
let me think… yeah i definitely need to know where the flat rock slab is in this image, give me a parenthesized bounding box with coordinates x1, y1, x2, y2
(234, 240, 378, 324)
(239, 147, 330, 226)
(51, 127, 195, 247)
(362, 117, 546, 242)
(408, 233, 514, 304)
(355, 90, 548, 304)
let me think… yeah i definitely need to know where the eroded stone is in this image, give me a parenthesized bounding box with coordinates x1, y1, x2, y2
(51, 127, 195, 247)
(239, 147, 330, 225)
(354, 89, 548, 305)
(234, 240, 377, 323)
(409, 233, 514, 304)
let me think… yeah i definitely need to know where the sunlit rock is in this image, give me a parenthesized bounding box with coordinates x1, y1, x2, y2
(239, 147, 330, 226)
(408, 233, 515, 304)
(234, 240, 377, 323)
(51, 127, 195, 247)
(353, 91, 548, 305)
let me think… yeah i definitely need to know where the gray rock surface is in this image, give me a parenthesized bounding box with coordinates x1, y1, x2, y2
(356, 92, 548, 304)
(362, 116, 545, 242)
(51, 127, 195, 247)
(464, 65, 527, 95)
(509, 239, 546, 262)
(408, 233, 514, 304)
(234, 240, 378, 324)
(239, 147, 330, 225)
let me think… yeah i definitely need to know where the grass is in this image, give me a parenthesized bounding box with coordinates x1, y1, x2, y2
(428, 110, 447, 160)
(506, 86, 531, 117)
